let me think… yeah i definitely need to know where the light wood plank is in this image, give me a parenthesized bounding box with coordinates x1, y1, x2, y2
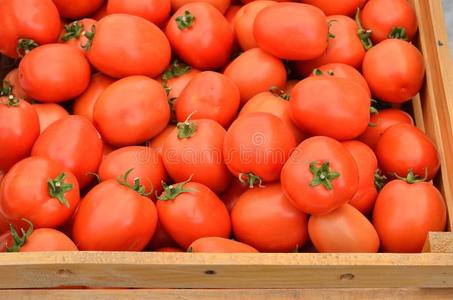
(423, 232, 453, 253)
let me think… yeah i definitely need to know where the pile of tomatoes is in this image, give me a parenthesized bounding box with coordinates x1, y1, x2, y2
(0, 0, 447, 254)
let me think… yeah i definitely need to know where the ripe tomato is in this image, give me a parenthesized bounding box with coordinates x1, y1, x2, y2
(232, 183, 308, 252)
(166, 3, 234, 70)
(224, 48, 287, 104)
(19, 44, 91, 103)
(175, 71, 240, 127)
(220, 180, 249, 212)
(157, 180, 231, 249)
(32, 103, 69, 133)
(171, 0, 231, 14)
(0, 157, 79, 228)
(281, 136, 359, 215)
(225, 5, 241, 26)
(91, 3, 109, 20)
(290, 76, 370, 140)
(73, 174, 158, 251)
(308, 204, 380, 253)
(301, 0, 366, 16)
(361, 0, 417, 43)
(31, 115, 103, 189)
(93, 76, 170, 146)
(52, 0, 104, 19)
(148, 125, 176, 154)
(107, 0, 171, 26)
(358, 108, 414, 149)
(375, 123, 440, 180)
(189, 237, 258, 253)
(0, 0, 61, 58)
(147, 222, 178, 250)
(362, 39, 425, 104)
(87, 14, 171, 78)
(159, 60, 200, 100)
(254, 3, 328, 60)
(373, 176, 447, 252)
(224, 112, 296, 186)
(3, 69, 28, 100)
(60, 19, 97, 54)
(156, 247, 184, 252)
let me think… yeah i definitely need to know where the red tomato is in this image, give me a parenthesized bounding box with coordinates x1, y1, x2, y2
(3, 69, 28, 100)
(254, 3, 328, 60)
(0, 0, 61, 58)
(147, 221, 178, 250)
(362, 39, 424, 104)
(19, 44, 91, 103)
(309, 204, 380, 253)
(158, 60, 200, 99)
(87, 14, 171, 78)
(52, 0, 104, 19)
(102, 143, 117, 159)
(373, 177, 447, 252)
(0, 211, 7, 235)
(171, 0, 231, 14)
(224, 48, 287, 104)
(290, 76, 370, 140)
(224, 112, 297, 185)
(375, 123, 440, 180)
(358, 108, 414, 149)
(232, 183, 308, 252)
(361, 0, 417, 43)
(189, 237, 258, 253)
(157, 181, 231, 249)
(281, 136, 359, 215)
(156, 247, 184, 252)
(148, 125, 176, 154)
(107, 0, 171, 26)
(165, 3, 234, 70)
(60, 19, 97, 54)
(91, 4, 109, 20)
(225, 5, 242, 26)
(301, 0, 366, 16)
(93, 76, 170, 146)
(220, 180, 249, 212)
(343, 141, 378, 214)
(32, 103, 69, 133)
(31, 115, 103, 189)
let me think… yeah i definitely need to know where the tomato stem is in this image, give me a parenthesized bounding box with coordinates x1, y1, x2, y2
(269, 86, 290, 100)
(7, 219, 33, 252)
(61, 21, 84, 41)
(355, 8, 373, 50)
(82, 25, 96, 51)
(312, 69, 335, 76)
(162, 59, 191, 82)
(394, 169, 428, 184)
(48, 173, 74, 208)
(177, 111, 198, 139)
(0, 81, 13, 97)
(309, 161, 340, 190)
(389, 27, 408, 40)
(176, 10, 196, 30)
(1, 94, 20, 107)
(374, 169, 387, 191)
(117, 168, 153, 196)
(157, 176, 194, 201)
(16, 38, 38, 57)
(238, 173, 265, 189)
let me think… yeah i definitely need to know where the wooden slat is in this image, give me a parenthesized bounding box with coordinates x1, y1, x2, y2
(423, 232, 453, 253)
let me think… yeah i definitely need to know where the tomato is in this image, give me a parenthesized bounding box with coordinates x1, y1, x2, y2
(165, 3, 234, 70)
(148, 125, 176, 154)
(343, 141, 378, 214)
(32, 103, 69, 133)
(224, 48, 287, 104)
(281, 136, 359, 215)
(3, 69, 28, 100)
(362, 39, 424, 104)
(163, 119, 231, 193)
(102, 144, 117, 159)
(254, 3, 328, 60)
(159, 60, 200, 100)
(19, 44, 91, 103)
(284, 80, 298, 95)
(171, 0, 231, 14)
(189, 237, 258, 253)
(91, 4, 109, 20)
(156, 247, 184, 252)
(290, 76, 370, 140)
(361, 0, 417, 43)
(295, 15, 365, 77)
(232, 183, 308, 252)
(0, 157, 79, 228)
(233, 1, 276, 51)
(0, 97, 40, 174)
(72, 174, 158, 251)
(224, 112, 296, 185)
(358, 108, 414, 149)
(107, 0, 171, 26)
(0, 0, 61, 58)
(73, 73, 115, 122)
(87, 14, 171, 78)
(220, 180, 249, 212)
(147, 222, 178, 250)
(94, 76, 170, 147)
(375, 123, 440, 180)
(52, 0, 104, 19)
(225, 5, 241, 26)
(373, 176, 447, 252)
(309, 204, 380, 253)
(175, 71, 240, 127)
(99, 146, 168, 196)
(32, 115, 103, 189)
(60, 19, 97, 54)
(301, 0, 366, 16)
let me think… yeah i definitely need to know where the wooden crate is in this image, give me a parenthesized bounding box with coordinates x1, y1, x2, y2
(0, 0, 452, 298)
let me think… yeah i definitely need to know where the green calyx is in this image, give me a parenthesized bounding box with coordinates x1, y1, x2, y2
(355, 8, 373, 50)
(81, 25, 96, 51)
(176, 10, 196, 30)
(0, 81, 13, 97)
(48, 173, 74, 208)
(394, 169, 428, 184)
(238, 173, 265, 189)
(117, 168, 153, 197)
(176, 111, 198, 139)
(16, 38, 38, 57)
(309, 161, 340, 190)
(269, 86, 290, 100)
(1, 94, 19, 107)
(6, 219, 33, 253)
(61, 21, 84, 41)
(327, 20, 337, 40)
(312, 69, 334, 76)
(157, 176, 194, 201)
(162, 59, 191, 82)
(389, 27, 408, 40)
(374, 169, 387, 191)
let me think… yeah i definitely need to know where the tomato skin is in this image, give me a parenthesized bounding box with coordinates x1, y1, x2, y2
(301, 0, 366, 16)
(147, 222, 178, 250)
(309, 204, 380, 253)
(166, 3, 234, 70)
(88, 14, 171, 78)
(107, 0, 171, 26)
(220, 180, 249, 212)
(93, 76, 170, 147)
(148, 125, 176, 154)
(0, 228, 78, 252)
(290, 77, 370, 140)
(52, 0, 104, 19)
(31, 116, 103, 189)
(254, 3, 328, 60)
(362, 39, 424, 104)
(157, 182, 231, 249)
(171, 0, 231, 14)
(232, 183, 308, 252)
(281, 136, 359, 215)
(373, 180, 446, 253)
(3, 69, 28, 100)
(375, 123, 440, 180)
(61, 19, 97, 54)
(32, 103, 69, 133)
(159, 69, 200, 100)
(91, 4, 109, 20)
(156, 247, 184, 252)
(225, 5, 241, 25)
(73, 180, 158, 251)
(189, 237, 258, 253)
(224, 48, 287, 104)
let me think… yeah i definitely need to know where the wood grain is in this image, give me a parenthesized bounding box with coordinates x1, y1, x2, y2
(423, 232, 453, 253)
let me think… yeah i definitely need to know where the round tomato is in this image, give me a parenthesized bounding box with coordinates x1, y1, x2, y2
(157, 180, 231, 249)
(159, 60, 200, 100)
(31, 115, 103, 188)
(19, 44, 91, 103)
(220, 180, 249, 212)
(156, 247, 184, 252)
(148, 125, 176, 154)
(375, 123, 440, 180)
(301, 0, 366, 16)
(107, 0, 171, 26)
(147, 222, 178, 250)
(232, 183, 308, 252)
(189, 237, 258, 253)
(32, 103, 69, 133)
(93, 76, 170, 146)
(225, 5, 241, 26)
(3, 69, 28, 100)
(171, 0, 231, 14)
(281, 136, 359, 215)
(308, 204, 380, 253)
(52, 0, 104, 19)
(91, 3, 108, 20)
(60, 19, 97, 54)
